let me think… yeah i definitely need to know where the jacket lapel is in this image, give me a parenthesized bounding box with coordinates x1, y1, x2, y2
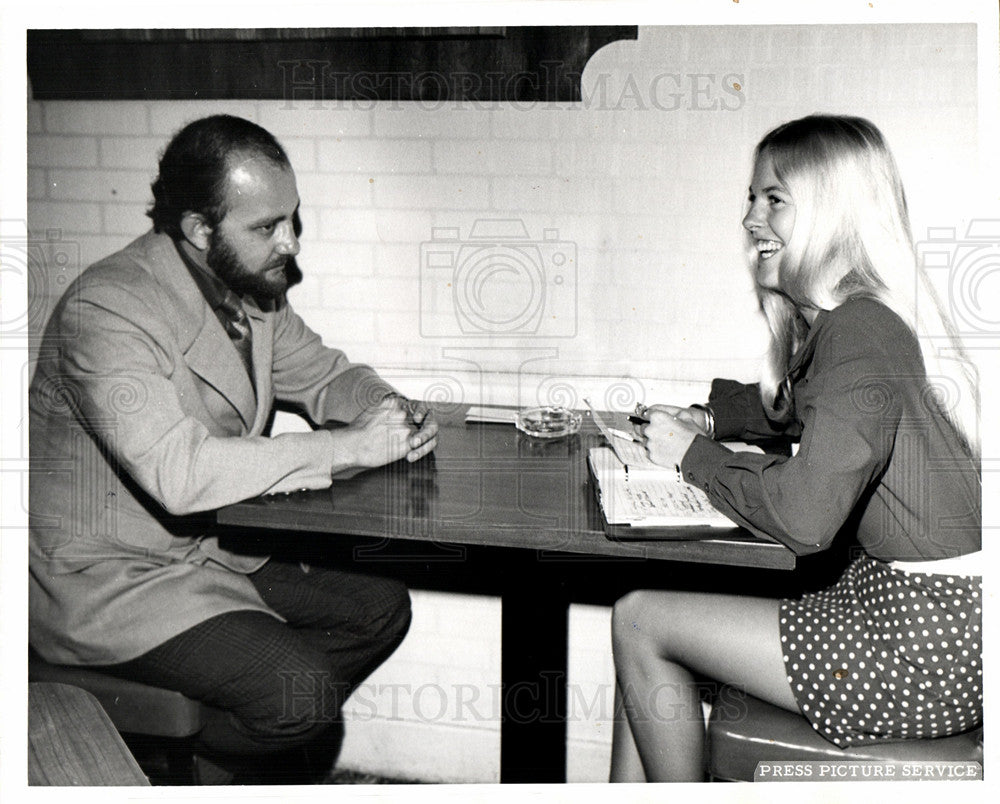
(243, 299, 274, 435)
(184, 317, 258, 431)
(141, 233, 258, 431)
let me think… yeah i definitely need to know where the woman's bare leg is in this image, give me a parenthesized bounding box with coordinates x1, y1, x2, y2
(609, 681, 646, 781)
(609, 590, 799, 782)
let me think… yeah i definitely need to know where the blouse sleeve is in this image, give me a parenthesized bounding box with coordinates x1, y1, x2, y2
(681, 303, 909, 555)
(707, 378, 801, 442)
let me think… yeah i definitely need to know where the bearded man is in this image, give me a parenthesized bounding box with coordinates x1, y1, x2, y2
(28, 115, 437, 782)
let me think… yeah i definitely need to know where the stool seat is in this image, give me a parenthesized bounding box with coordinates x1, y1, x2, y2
(29, 682, 150, 786)
(707, 685, 983, 782)
(28, 651, 205, 738)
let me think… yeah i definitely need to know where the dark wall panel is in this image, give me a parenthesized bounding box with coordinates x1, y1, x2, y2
(27, 27, 638, 102)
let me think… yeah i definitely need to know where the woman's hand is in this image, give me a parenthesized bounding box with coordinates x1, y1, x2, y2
(637, 404, 705, 468)
(640, 404, 709, 433)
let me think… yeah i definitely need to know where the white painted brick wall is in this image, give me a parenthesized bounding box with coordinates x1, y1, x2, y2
(372, 106, 490, 140)
(149, 101, 260, 135)
(101, 204, 151, 237)
(295, 171, 373, 209)
(24, 23, 981, 784)
(98, 136, 167, 169)
(566, 604, 615, 782)
(373, 174, 491, 210)
(319, 138, 434, 174)
(257, 105, 373, 138)
(41, 101, 149, 135)
(434, 139, 554, 175)
(26, 169, 49, 202)
(28, 135, 99, 168)
(48, 169, 153, 202)
(27, 201, 101, 235)
(338, 590, 502, 782)
(316, 208, 382, 242)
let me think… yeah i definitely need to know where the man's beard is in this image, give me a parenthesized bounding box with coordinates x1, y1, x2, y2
(206, 230, 290, 301)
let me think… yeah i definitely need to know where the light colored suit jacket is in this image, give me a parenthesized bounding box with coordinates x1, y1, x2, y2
(29, 230, 394, 665)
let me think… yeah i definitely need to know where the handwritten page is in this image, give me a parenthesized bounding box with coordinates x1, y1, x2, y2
(588, 446, 735, 527)
(585, 402, 768, 527)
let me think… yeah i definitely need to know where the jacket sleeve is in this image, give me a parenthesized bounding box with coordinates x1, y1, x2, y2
(269, 300, 396, 424)
(707, 378, 801, 442)
(56, 284, 341, 516)
(681, 308, 905, 555)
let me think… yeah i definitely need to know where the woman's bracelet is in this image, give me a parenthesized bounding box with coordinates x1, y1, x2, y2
(689, 403, 716, 439)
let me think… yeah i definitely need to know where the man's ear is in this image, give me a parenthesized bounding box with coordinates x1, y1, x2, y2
(179, 212, 213, 251)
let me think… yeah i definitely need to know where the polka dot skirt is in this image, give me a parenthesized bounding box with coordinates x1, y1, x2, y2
(779, 553, 982, 748)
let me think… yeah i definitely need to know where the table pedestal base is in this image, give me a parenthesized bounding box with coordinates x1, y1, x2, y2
(500, 551, 569, 783)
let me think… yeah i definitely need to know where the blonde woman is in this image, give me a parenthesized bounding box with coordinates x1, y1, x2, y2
(611, 115, 982, 782)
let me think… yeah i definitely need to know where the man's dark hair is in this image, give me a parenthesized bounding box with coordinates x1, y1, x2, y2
(147, 115, 291, 239)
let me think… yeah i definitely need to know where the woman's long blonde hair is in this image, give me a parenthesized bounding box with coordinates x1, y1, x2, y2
(751, 115, 979, 458)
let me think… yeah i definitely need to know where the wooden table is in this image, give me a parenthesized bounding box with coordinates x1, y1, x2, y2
(218, 405, 796, 782)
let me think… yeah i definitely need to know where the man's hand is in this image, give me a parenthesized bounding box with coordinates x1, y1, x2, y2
(395, 397, 439, 462)
(330, 396, 438, 475)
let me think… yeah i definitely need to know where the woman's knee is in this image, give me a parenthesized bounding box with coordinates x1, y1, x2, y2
(612, 590, 656, 652)
(612, 589, 690, 660)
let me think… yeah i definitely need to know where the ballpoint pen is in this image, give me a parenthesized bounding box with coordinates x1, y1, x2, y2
(608, 425, 641, 442)
(585, 398, 643, 444)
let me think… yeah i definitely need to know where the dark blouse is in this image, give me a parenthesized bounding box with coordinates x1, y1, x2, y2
(680, 297, 981, 560)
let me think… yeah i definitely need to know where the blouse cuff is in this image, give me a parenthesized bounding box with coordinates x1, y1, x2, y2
(706, 378, 759, 439)
(680, 434, 735, 494)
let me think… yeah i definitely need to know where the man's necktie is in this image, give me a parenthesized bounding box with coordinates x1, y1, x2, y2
(218, 292, 255, 386)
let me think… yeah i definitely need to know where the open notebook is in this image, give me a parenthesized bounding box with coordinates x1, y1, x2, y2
(588, 446, 733, 527)
(585, 404, 770, 538)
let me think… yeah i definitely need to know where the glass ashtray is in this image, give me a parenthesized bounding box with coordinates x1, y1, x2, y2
(514, 406, 582, 439)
